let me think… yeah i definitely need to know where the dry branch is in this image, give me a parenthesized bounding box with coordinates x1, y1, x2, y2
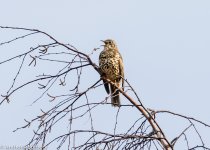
(0, 26, 209, 150)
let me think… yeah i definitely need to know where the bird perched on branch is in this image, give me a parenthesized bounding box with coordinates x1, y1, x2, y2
(99, 39, 124, 107)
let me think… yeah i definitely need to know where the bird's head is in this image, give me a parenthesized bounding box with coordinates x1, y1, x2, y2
(101, 39, 117, 50)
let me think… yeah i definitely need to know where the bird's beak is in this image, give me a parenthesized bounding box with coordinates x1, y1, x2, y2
(101, 40, 105, 46)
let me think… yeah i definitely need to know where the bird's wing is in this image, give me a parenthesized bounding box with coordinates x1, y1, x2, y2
(99, 51, 110, 94)
(118, 53, 124, 91)
(103, 79, 110, 94)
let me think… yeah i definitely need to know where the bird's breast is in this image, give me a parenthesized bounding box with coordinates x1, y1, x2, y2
(99, 50, 120, 81)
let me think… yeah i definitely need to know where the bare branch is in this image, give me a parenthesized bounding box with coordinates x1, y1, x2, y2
(0, 26, 209, 150)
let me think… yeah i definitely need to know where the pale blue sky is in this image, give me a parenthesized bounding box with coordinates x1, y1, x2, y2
(0, 0, 210, 149)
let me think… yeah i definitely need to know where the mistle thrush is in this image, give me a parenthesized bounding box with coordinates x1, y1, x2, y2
(99, 39, 124, 107)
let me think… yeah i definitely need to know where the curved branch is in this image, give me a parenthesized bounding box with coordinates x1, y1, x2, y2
(154, 110, 210, 128)
(104, 78, 173, 150)
(1, 26, 209, 150)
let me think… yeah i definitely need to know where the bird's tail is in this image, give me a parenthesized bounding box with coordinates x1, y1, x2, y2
(110, 83, 120, 107)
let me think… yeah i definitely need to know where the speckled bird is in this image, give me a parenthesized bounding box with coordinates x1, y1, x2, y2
(99, 39, 124, 107)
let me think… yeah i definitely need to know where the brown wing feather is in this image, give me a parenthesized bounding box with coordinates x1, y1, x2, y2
(118, 53, 124, 91)
(103, 79, 110, 94)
